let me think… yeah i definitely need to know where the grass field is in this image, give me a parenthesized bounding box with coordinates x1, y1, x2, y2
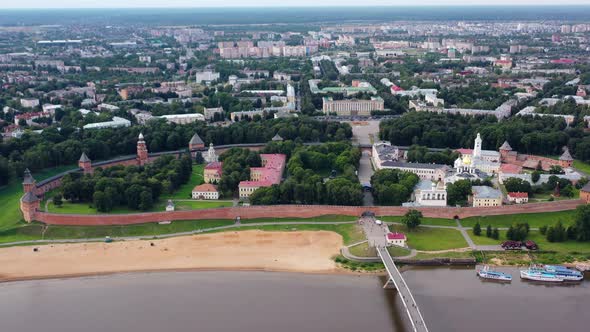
(460, 210, 576, 228)
(573, 160, 590, 175)
(389, 225, 468, 251)
(165, 164, 205, 199)
(348, 242, 377, 257)
(467, 230, 506, 246)
(0, 165, 77, 231)
(387, 245, 412, 257)
(527, 231, 590, 254)
(239, 215, 357, 224)
(380, 215, 456, 226)
(413, 251, 475, 260)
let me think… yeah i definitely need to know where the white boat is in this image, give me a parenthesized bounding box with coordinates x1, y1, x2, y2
(543, 265, 584, 281)
(477, 265, 512, 282)
(520, 267, 564, 282)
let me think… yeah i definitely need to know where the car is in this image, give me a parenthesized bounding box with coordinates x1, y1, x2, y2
(524, 240, 538, 250)
(375, 219, 383, 225)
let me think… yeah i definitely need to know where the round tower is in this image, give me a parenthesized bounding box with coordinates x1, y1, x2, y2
(22, 168, 36, 194)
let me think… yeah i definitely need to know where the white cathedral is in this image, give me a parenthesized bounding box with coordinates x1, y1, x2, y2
(446, 133, 501, 183)
(204, 143, 218, 163)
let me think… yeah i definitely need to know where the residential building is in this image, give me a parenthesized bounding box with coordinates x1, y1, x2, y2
(379, 161, 450, 182)
(322, 97, 384, 116)
(204, 162, 223, 184)
(386, 232, 407, 247)
(507, 192, 529, 204)
(192, 183, 219, 200)
(158, 113, 204, 124)
(239, 154, 286, 198)
(471, 186, 503, 207)
(195, 71, 220, 83)
(203, 107, 224, 120)
(20, 98, 39, 108)
(97, 103, 120, 112)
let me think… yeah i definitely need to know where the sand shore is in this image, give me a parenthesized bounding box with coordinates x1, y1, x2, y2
(0, 230, 344, 282)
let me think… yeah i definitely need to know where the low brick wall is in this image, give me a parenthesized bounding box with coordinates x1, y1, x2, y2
(34, 200, 584, 226)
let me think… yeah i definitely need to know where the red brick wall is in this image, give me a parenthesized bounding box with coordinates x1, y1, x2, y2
(33, 200, 584, 226)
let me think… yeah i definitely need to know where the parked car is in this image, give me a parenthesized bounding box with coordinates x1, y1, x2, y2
(501, 240, 523, 250)
(524, 240, 538, 250)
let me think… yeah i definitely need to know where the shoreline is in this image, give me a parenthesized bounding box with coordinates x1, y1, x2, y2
(0, 230, 352, 283)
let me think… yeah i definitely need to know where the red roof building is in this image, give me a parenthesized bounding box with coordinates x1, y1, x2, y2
(239, 154, 286, 198)
(507, 192, 529, 204)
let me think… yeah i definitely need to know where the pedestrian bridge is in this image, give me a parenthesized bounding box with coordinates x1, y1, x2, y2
(376, 246, 429, 332)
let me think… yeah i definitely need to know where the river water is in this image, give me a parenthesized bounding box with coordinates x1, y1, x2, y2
(0, 267, 588, 332)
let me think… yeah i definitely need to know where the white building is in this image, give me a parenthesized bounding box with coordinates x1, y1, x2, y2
(386, 232, 407, 247)
(158, 113, 204, 124)
(453, 133, 501, 174)
(192, 183, 219, 200)
(204, 143, 218, 163)
(195, 71, 220, 84)
(97, 103, 120, 112)
(413, 180, 447, 207)
(20, 98, 39, 108)
(83, 116, 131, 130)
(380, 161, 450, 182)
(372, 141, 400, 169)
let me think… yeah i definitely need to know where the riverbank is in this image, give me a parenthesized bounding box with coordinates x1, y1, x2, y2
(0, 230, 344, 283)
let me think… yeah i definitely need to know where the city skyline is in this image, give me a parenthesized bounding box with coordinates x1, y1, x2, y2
(3, 1, 590, 9)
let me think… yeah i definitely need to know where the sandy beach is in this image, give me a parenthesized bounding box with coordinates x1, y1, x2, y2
(0, 230, 344, 282)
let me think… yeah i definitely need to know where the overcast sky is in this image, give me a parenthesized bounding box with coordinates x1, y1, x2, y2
(2, 1, 590, 9)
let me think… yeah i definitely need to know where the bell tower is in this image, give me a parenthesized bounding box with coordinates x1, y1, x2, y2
(473, 133, 482, 159)
(137, 133, 149, 166)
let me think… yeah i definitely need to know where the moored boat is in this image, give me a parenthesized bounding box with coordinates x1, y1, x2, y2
(520, 266, 564, 282)
(543, 265, 584, 281)
(477, 265, 512, 282)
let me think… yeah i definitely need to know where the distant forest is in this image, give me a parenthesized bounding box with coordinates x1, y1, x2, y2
(1, 7, 590, 26)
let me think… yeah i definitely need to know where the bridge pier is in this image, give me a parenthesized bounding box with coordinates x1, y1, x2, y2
(383, 278, 397, 289)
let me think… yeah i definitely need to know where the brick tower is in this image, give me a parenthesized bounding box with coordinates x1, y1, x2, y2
(22, 168, 36, 194)
(189, 133, 205, 157)
(78, 152, 93, 174)
(559, 147, 573, 168)
(137, 133, 149, 166)
(20, 191, 40, 223)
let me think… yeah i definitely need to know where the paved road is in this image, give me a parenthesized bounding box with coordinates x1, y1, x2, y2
(377, 246, 429, 332)
(359, 217, 388, 247)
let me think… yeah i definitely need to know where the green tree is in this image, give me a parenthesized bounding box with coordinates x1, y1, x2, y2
(473, 222, 482, 236)
(492, 228, 499, 240)
(139, 190, 153, 211)
(402, 209, 423, 230)
(574, 204, 590, 241)
(53, 193, 63, 208)
(486, 225, 492, 237)
(531, 171, 541, 184)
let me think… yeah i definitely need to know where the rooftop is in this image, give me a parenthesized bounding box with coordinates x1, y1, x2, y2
(472, 186, 502, 199)
(192, 183, 218, 193)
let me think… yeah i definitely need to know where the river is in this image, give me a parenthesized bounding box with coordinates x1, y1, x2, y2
(0, 267, 588, 332)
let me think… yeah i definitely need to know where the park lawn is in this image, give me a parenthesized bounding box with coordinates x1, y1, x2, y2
(0, 165, 77, 231)
(387, 245, 412, 257)
(460, 210, 576, 228)
(239, 215, 357, 224)
(573, 160, 590, 175)
(205, 223, 365, 245)
(173, 200, 233, 210)
(467, 230, 506, 246)
(380, 215, 456, 226)
(165, 163, 205, 200)
(47, 201, 151, 214)
(42, 219, 235, 240)
(0, 223, 45, 244)
(349, 242, 377, 257)
(527, 231, 590, 254)
(390, 225, 468, 251)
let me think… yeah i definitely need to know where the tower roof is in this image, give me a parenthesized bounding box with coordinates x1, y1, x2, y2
(559, 147, 573, 161)
(21, 191, 39, 203)
(79, 152, 91, 163)
(22, 168, 35, 185)
(138, 132, 144, 140)
(190, 133, 204, 145)
(272, 134, 283, 141)
(499, 141, 512, 151)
